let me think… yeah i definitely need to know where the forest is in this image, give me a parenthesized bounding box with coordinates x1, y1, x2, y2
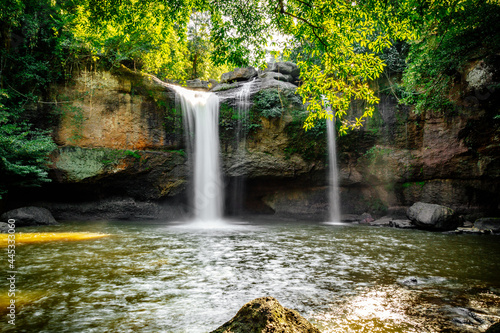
(1, 0, 499, 198)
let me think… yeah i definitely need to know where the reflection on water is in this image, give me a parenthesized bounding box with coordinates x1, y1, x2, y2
(0, 232, 109, 247)
(2, 220, 500, 332)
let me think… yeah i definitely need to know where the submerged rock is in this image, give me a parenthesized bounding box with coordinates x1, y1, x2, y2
(210, 296, 320, 333)
(398, 276, 447, 287)
(407, 202, 459, 231)
(474, 218, 500, 233)
(1, 206, 58, 227)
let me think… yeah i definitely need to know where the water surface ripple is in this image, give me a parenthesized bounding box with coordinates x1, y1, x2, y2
(4, 220, 500, 332)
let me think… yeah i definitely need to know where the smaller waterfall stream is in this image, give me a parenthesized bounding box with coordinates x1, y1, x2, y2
(327, 117, 342, 222)
(170, 85, 223, 222)
(229, 79, 255, 215)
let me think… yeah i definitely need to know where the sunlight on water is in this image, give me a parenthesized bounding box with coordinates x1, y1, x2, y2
(169, 218, 254, 231)
(0, 232, 109, 246)
(3, 221, 500, 332)
(311, 286, 425, 333)
(0, 291, 48, 316)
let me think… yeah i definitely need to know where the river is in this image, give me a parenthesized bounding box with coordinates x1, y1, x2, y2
(3, 219, 500, 332)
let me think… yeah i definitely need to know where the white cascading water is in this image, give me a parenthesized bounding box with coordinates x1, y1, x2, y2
(229, 79, 255, 215)
(170, 85, 223, 222)
(327, 117, 342, 222)
(235, 78, 255, 145)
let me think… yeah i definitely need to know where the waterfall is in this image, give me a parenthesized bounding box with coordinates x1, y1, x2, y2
(327, 117, 341, 222)
(229, 79, 255, 215)
(235, 78, 255, 145)
(170, 85, 223, 221)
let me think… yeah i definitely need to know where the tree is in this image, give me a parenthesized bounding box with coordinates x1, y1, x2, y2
(208, 0, 495, 134)
(0, 0, 74, 199)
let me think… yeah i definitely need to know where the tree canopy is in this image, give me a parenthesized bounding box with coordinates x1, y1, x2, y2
(0, 0, 499, 197)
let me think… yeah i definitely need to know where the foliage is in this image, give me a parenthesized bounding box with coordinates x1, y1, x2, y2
(218, 102, 238, 151)
(285, 113, 327, 161)
(0, 92, 56, 199)
(0, 0, 69, 199)
(253, 90, 284, 119)
(364, 146, 393, 164)
(400, 0, 500, 114)
(362, 197, 388, 216)
(252, 88, 303, 119)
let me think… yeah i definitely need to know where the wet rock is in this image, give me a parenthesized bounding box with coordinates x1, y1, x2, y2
(341, 214, 361, 222)
(389, 219, 415, 229)
(210, 296, 320, 333)
(452, 227, 492, 235)
(1, 206, 58, 227)
(370, 216, 392, 226)
(398, 276, 447, 287)
(43, 197, 186, 221)
(51, 147, 187, 201)
(463, 221, 474, 228)
(0, 222, 9, 233)
(221, 67, 258, 83)
(441, 306, 485, 326)
(486, 322, 500, 333)
(359, 212, 374, 224)
(185, 79, 210, 90)
(407, 202, 459, 231)
(474, 218, 500, 233)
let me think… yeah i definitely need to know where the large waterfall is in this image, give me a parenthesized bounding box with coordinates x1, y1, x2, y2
(171, 85, 223, 221)
(327, 117, 341, 222)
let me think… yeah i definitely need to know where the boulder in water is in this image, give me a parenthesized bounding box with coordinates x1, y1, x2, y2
(474, 218, 500, 233)
(210, 296, 320, 333)
(1, 206, 58, 227)
(407, 202, 459, 231)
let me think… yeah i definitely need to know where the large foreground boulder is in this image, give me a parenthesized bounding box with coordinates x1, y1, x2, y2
(407, 202, 459, 231)
(474, 218, 500, 233)
(210, 297, 320, 333)
(1, 206, 58, 227)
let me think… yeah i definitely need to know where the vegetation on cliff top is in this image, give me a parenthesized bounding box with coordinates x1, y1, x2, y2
(1, 0, 499, 196)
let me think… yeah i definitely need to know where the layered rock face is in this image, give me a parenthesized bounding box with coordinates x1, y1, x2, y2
(54, 66, 179, 150)
(6, 60, 499, 220)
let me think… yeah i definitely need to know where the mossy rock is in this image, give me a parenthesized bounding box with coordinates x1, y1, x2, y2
(210, 297, 320, 333)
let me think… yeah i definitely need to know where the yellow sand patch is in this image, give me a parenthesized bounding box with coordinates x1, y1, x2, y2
(0, 232, 110, 247)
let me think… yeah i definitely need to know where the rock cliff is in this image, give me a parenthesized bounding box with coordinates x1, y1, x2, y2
(5, 60, 499, 221)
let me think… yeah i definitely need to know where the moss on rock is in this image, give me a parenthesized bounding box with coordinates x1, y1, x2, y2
(210, 297, 320, 333)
